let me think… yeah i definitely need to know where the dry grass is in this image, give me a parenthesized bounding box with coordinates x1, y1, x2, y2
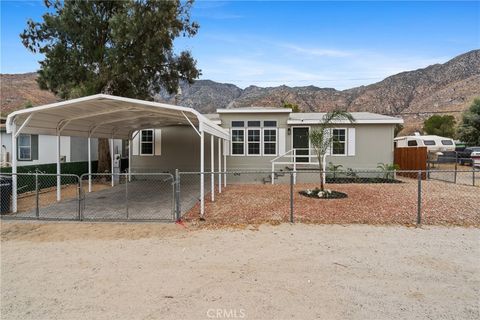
(184, 179, 479, 227)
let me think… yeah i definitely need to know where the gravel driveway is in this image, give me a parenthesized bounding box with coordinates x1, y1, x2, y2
(1, 222, 479, 320)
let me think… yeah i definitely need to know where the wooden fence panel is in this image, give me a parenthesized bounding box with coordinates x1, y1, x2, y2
(394, 147, 427, 179)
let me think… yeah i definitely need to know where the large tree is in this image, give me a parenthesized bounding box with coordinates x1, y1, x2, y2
(457, 98, 480, 145)
(21, 0, 200, 172)
(423, 115, 456, 138)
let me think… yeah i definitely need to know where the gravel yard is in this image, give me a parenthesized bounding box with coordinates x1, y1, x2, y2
(1, 222, 478, 320)
(185, 178, 479, 227)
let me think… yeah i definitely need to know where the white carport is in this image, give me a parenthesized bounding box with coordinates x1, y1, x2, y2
(6, 94, 229, 218)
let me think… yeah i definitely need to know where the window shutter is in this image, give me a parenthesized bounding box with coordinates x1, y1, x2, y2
(154, 129, 162, 155)
(132, 131, 139, 156)
(278, 128, 286, 155)
(324, 128, 331, 155)
(31, 135, 39, 160)
(348, 128, 356, 156)
(223, 139, 230, 156)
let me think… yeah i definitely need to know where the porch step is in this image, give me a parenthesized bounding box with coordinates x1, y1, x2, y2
(262, 169, 287, 184)
(285, 163, 320, 171)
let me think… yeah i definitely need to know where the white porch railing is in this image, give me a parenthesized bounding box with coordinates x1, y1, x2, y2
(270, 148, 328, 184)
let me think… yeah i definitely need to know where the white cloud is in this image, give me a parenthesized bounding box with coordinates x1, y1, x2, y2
(199, 49, 451, 90)
(280, 43, 353, 58)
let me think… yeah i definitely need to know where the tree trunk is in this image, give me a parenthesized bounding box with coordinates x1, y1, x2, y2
(319, 156, 324, 191)
(97, 138, 111, 173)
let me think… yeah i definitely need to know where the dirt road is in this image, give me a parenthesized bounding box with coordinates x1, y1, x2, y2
(1, 222, 479, 319)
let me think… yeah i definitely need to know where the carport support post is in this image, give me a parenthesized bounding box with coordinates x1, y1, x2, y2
(223, 139, 226, 188)
(218, 137, 222, 193)
(200, 130, 205, 218)
(88, 137, 92, 192)
(110, 138, 114, 187)
(56, 132, 61, 201)
(11, 122, 17, 213)
(210, 134, 215, 202)
(175, 169, 181, 220)
(128, 138, 132, 182)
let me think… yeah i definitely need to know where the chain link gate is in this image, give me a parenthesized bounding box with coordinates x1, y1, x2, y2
(79, 172, 175, 221)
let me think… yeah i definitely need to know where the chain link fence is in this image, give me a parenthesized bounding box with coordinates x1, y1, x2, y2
(1, 169, 478, 226)
(1, 172, 175, 221)
(177, 169, 479, 227)
(427, 155, 479, 185)
(79, 173, 175, 221)
(0, 173, 80, 220)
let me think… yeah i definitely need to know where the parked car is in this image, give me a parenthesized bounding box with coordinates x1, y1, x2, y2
(471, 150, 480, 168)
(457, 147, 480, 165)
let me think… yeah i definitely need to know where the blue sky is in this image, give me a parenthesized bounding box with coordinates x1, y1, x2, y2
(1, 1, 479, 89)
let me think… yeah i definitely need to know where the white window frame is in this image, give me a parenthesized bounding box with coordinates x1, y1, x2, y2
(140, 129, 155, 156)
(331, 128, 347, 156)
(262, 128, 277, 156)
(230, 128, 245, 156)
(18, 134, 32, 161)
(247, 128, 262, 156)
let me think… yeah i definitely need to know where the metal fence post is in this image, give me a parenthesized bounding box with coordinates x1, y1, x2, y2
(35, 173, 40, 218)
(454, 153, 458, 184)
(175, 169, 181, 221)
(125, 174, 129, 219)
(290, 171, 294, 223)
(77, 176, 81, 220)
(417, 170, 422, 226)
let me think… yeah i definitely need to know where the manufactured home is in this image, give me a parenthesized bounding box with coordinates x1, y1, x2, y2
(5, 94, 403, 215)
(130, 108, 403, 173)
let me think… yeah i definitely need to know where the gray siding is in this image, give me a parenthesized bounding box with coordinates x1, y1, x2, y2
(70, 137, 99, 162)
(131, 126, 215, 173)
(130, 116, 396, 173)
(219, 113, 289, 170)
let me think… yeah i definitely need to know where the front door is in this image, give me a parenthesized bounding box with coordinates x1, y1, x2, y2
(292, 127, 309, 163)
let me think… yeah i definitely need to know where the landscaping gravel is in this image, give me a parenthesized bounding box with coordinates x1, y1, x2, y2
(184, 178, 479, 227)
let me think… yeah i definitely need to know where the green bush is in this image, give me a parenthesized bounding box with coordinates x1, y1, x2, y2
(0, 161, 99, 194)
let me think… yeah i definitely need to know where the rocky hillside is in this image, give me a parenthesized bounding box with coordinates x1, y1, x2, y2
(2, 50, 479, 133)
(0, 73, 58, 117)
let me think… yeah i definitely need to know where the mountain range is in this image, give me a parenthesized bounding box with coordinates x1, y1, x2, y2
(2, 49, 479, 134)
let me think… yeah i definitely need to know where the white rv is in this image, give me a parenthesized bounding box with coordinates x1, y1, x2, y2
(394, 134, 456, 152)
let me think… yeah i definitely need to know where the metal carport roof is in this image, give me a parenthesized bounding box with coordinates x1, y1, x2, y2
(6, 94, 229, 218)
(6, 94, 229, 140)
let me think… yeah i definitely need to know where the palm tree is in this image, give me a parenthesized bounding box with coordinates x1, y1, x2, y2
(309, 110, 355, 191)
